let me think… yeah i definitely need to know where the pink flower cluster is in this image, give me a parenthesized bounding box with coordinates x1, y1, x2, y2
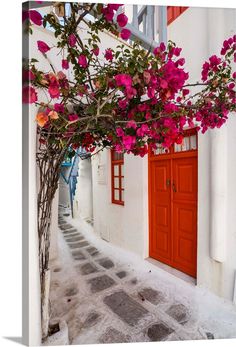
(102, 4, 131, 40)
(22, 10, 42, 26)
(221, 35, 236, 59)
(102, 4, 123, 22)
(114, 74, 137, 99)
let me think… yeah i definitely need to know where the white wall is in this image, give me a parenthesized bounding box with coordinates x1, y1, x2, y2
(59, 173, 71, 208)
(24, 103, 42, 346)
(74, 158, 93, 220)
(168, 7, 236, 301)
(82, 149, 149, 256)
(26, 21, 65, 345)
(90, 150, 124, 245)
(82, 7, 236, 303)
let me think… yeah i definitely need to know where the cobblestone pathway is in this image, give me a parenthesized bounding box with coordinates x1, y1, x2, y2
(49, 210, 236, 345)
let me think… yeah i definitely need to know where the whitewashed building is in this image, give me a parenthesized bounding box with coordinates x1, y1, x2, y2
(24, 3, 236, 346)
(73, 5, 236, 304)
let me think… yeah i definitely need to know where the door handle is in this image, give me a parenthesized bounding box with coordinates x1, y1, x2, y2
(172, 182, 177, 192)
(166, 179, 171, 187)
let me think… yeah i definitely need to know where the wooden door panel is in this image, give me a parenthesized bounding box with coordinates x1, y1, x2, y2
(173, 157, 197, 202)
(149, 160, 171, 263)
(172, 203, 197, 277)
(149, 143, 198, 278)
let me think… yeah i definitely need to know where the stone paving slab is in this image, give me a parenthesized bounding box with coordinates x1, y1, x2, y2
(166, 303, 189, 324)
(206, 332, 214, 339)
(69, 241, 90, 249)
(65, 287, 78, 297)
(72, 250, 87, 261)
(99, 327, 130, 344)
(88, 275, 116, 293)
(60, 224, 73, 230)
(103, 290, 148, 326)
(116, 271, 127, 279)
(86, 247, 100, 257)
(59, 220, 67, 225)
(62, 229, 78, 235)
(83, 312, 101, 328)
(79, 262, 99, 275)
(146, 322, 174, 341)
(97, 258, 114, 269)
(138, 287, 165, 305)
(64, 233, 81, 239)
(66, 235, 85, 243)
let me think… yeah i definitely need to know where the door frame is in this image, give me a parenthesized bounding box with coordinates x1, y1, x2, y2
(148, 128, 198, 278)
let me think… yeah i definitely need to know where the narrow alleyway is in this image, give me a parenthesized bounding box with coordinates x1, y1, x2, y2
(49, 207, 236, 344)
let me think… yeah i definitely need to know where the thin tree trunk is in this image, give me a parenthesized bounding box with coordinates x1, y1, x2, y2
(36, 141, 69, 340)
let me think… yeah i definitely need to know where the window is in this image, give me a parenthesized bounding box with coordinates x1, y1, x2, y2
(167, 6, 188, 25)
(111, 150, 124, 205)
(151, 128, 198, 156)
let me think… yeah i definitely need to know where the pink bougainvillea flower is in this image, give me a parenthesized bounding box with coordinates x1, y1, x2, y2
(153, 46, 161, 56)
(160, 42, 166, 51)
(114, 74, 132, 88)
(104, 49, 113, 61)
(54, 103, 64, 113)
(62, 59, 69, 70)
(22, 10, 29, 22)
(120, 28, 131, 40)
(37, 40, 50, 53)
(138, 104, 149, 112)
(108, 4, 123, 11)
(102, 6, 114, 22)
(22, 86, 37, 104)
(122, 135, 136, 150)
(114, 143, 124, 152)
(118, 99, 128, 109)
(126, 120, 137, 129)
(68, 33, 76, 47)
(48, 110, 59, 120)
(173, 47, 182, 56)
(137, 124, 149, 137)
(209, 55, 221, 67)
(182, 88, 190, 96)
(92, 47, 99, 56)
(126, 86, 137, 99)
(116, 127, 124, 137)
(49, 84, 60, 98)
(68, 114, 79, 121)
(29, 10, 42, 25)
(57, 71, 66, 80)
(228, 82, 235, 89)
(36, 112, 49, 127)
(22, 69, 35, 83)
(145, 112, 152, 120)
(147, 87, 155, 98)
(160, 79, 168, 89)
(176, 58, 185, 66)
(78, 55, 88, 68)
(48, 75, 60, 98)
(117, 13, 128, 27)
(175, 134, 184, 144)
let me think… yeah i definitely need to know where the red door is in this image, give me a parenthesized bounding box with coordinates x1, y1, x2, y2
(149, 129, 198, 277)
